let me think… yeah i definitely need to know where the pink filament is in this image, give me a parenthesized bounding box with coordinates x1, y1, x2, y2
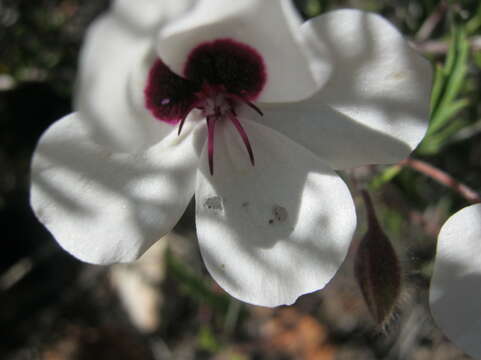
(206, 116, 216, 175)
(177, 112, 189, 136)
(177, 99, 203, 135)
(174, 85, 262, 175)
(228, 112, 255, 166)
(229, 94, 264, 116)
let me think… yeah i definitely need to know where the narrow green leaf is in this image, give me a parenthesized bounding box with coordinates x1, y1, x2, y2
(420, 25, 471, 155)
(369, 165, 403, 190)
(427, 97, 469, 137)
(442, 30, 468, 106)
(304, 0, 322, 17)
(198, 326, 222, 353)
(443, 29, 457, 76)
(430, 64, 447, 114)
(466, 2, 481, 35)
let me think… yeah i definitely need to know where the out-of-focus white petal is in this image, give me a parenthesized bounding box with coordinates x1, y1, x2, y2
(293, 9, 432, 164)
(76, 14, 173, 152)
(157, 0, 324, 102)
(31, 113, 201, 264)
(254, 101, 414, 170)
(112, 0, 195, 32)
(195, 119, 356, 307)
(430, 203, 481, 359)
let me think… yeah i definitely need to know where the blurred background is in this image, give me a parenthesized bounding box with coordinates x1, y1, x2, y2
(1, 0, 480, 359)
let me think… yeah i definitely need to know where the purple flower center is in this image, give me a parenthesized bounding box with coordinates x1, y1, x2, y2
(144, 38, 267, 175)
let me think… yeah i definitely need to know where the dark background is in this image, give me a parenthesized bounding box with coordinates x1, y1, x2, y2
(1, 0, 480, 359)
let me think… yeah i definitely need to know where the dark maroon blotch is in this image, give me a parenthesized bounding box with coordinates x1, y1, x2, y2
(145, 39, 266, 125)
(184, 38, 266, 101)
(144, 59, 200, 124)
(144, 38, 266, 175)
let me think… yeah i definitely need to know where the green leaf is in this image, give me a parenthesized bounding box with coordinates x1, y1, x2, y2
(369, 165, 403, 190)
(198, 326, 222, 353)
(428, 97, 469, 137)
(441, 30, 468, 106)
(430, 64, 446, 113)
(466, 2, 481, 35)
(304, 0, 322, 18)
(417, 25, 471, 156)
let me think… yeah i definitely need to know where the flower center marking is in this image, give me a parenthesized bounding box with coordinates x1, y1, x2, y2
(144, 38, 267, 175)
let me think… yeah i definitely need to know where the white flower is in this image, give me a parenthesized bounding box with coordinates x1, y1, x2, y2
(429, 203, 481, 358)
(30, 0, 432, 307)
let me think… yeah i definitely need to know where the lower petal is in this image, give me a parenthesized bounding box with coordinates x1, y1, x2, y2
(429, 204, 481, 359)
(195, 119, 356, 307)
(31, 113, 200, 264)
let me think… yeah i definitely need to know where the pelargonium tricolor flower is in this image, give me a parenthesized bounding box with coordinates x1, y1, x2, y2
(429, 203, 481, 359)
(30, 0, 432, 307)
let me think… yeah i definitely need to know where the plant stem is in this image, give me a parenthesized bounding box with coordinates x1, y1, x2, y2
(411, 36, 481, 54)
(401, 158, 481, 204)
(415, 1, 448, 42)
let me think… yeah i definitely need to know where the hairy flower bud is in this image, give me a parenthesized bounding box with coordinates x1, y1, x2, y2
(355, 190, 401, 325)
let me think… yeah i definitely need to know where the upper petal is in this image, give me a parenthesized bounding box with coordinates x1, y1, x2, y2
(76, 10, 186, 152)
(290, 9, 432, 165)
(195, 119, 356, 307)
(429, 204, 481, 359)
(156, 0, 322, 102)
(31, 113, 201, 264)
(112, 0, 195, 32)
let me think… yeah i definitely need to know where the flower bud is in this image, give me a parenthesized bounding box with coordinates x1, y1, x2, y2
(354, 190, 401, 325)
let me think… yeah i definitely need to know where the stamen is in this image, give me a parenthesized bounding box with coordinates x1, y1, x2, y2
(145, 39, 267, 175)
(206, 116, 216, 175)
(177, 99, 202, 136)
(228, 112, 255, 166)
(177, 112, 189, 136)
(229, 94, 264, 116)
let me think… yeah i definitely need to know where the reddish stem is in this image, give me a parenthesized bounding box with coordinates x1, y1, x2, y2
(415, 1, 448, 41)
(401, 158, 481, 204)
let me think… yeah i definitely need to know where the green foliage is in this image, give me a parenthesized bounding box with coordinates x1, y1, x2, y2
(465, 2, 481, 34)
(417, 26, 470, 155)
(304, 0, 322, 17)
(198, 326, 222, 353)
(2, 1, 481, 358)
(370, 165, 404, 190)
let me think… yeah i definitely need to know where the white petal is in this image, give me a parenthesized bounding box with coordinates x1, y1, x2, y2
(76, 14, 173, 152)
(195, 119, 356, 307)
(430, 204, 481, 359)
(157, 0, 321, 102)
(112, 0, 195, 32)
(288, 9, 432, 166)
(253, 101, 415, 170)
(31, 113, 201, 264)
